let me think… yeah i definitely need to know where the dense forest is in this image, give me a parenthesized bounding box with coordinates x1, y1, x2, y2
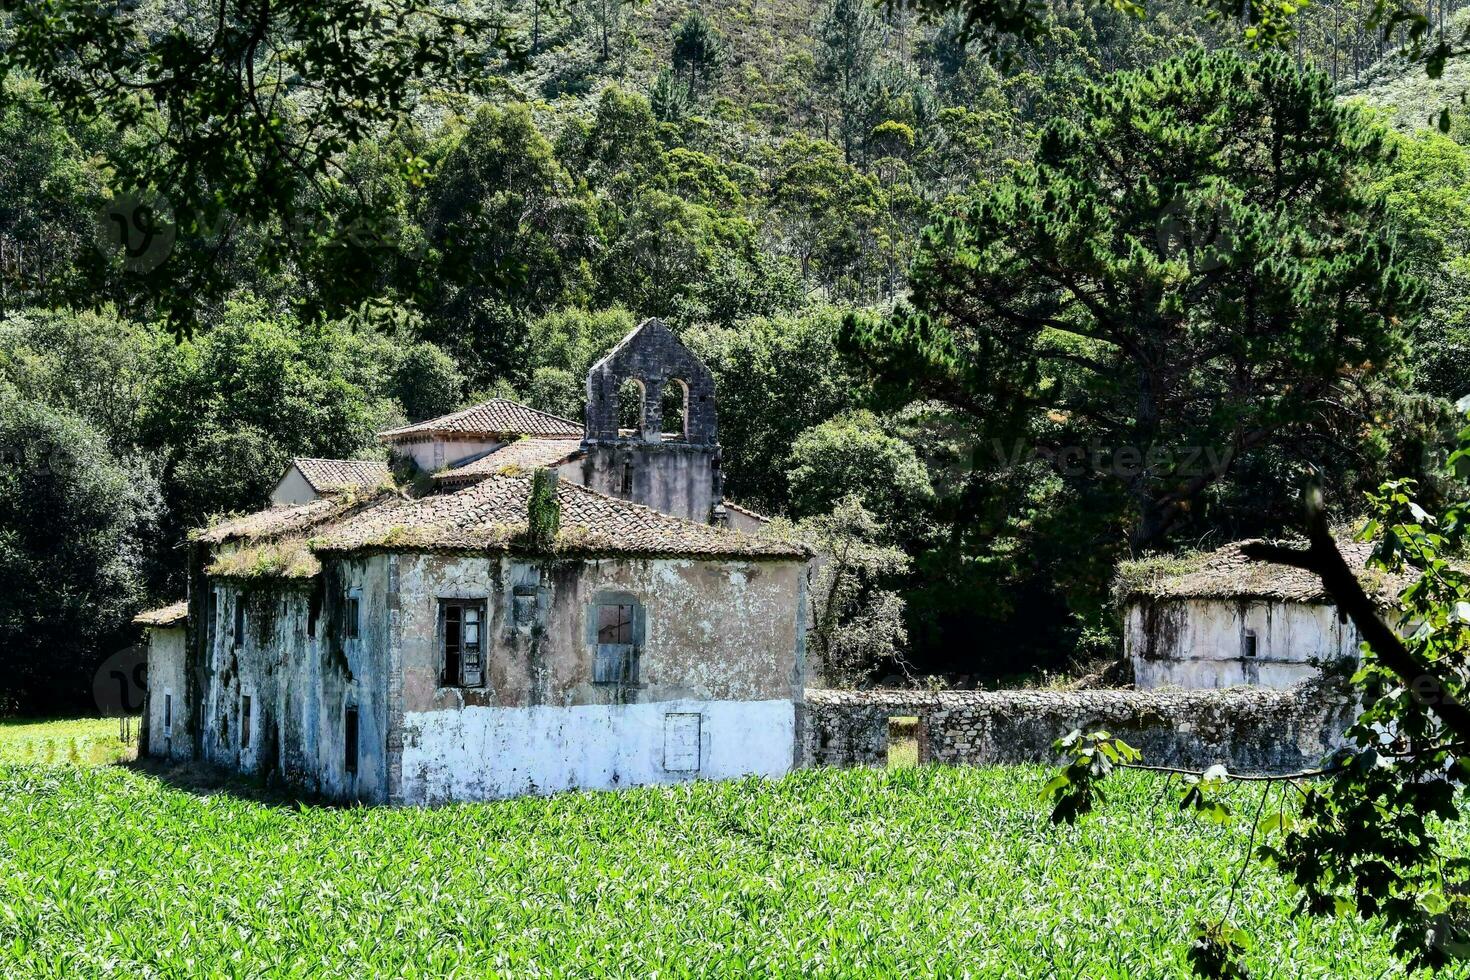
(2, 0, 1469, 710)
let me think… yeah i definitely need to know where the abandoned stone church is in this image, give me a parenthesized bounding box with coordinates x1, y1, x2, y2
(134, 319, 811, 804)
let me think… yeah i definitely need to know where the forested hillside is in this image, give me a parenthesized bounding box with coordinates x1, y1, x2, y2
(2, 0, 1468, 710)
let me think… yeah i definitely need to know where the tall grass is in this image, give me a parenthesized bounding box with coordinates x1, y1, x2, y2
(0, 763, 1448, 977)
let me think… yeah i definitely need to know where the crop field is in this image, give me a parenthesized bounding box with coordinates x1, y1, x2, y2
(0, 735, 1460, 979)
(0, 717, 136, 766)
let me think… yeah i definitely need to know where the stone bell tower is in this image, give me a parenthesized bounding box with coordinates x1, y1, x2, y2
(581, 318, 724, 525)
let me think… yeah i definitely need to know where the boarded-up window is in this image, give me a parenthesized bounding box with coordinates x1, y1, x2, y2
(593, 601, 640, 684)
(663, 712, 701, 772)
(441, 600, 486, 687)
(240, 695, 252, 748)
(512, 585, 538, 630)
(344, 706, 359, 775)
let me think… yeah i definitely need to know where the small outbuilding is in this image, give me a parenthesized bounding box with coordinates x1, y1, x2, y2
(1117, 539, 1407, 690)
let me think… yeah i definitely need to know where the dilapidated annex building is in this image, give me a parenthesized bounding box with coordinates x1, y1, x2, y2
(134, 319, 810, 804)
(1118, 538, 1407, 690)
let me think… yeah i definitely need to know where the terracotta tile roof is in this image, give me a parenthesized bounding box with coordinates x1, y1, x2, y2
(290, 458, 391, 495)
(379, 399, 583, 441)
(312, 475, 810, 561)
(192, 492, 399, 545)
(134, 600, 188, 627)
(434, 439, 585, 486)
(1117, 537, 1412, 605)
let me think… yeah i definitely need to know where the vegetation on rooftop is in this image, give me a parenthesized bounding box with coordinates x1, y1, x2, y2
(205, 539, 322, 580)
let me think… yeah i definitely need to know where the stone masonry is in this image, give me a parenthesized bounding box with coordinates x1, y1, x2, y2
(802, 682, 1356, 774)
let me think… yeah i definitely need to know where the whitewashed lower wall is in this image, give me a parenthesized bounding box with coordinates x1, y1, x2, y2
(145, 626, 191, 761)
(1128, 598, 1360, 690)
(397, 698, 795, 804)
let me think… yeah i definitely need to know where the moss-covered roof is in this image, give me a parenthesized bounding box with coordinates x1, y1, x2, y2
(312, 474, 810, 561)
(1115, 537, 1412, 606)
(192, 492, 397, 545)
(134, 600, 188, 628)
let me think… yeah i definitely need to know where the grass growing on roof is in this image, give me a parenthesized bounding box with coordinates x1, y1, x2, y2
(0, 761, 1453, 976)
(206, 537, 321, 579)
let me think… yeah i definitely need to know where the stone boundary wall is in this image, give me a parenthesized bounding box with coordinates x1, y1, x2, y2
(801, 683, 1355, 774)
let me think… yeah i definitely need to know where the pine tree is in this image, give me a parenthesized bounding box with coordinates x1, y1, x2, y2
(671, 11, 726, 100)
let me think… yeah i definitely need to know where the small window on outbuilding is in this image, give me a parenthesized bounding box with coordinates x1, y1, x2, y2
(233, 596, 245, 648)
(240, 695, 252, 748)
(441, 599, 487, 687)
(344, 706, 359, 775)
(591, 596, 642, 685)
(1243, 630, 1258, 659)
(163, 692, 173, 738)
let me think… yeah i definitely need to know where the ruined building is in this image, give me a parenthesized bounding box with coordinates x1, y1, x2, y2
(1117, 538, 1407, 689)
(134, 319, 809, 803)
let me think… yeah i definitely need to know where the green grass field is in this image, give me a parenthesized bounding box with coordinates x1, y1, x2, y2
(0, 717, 136, 766)
(0, 746, 1460, 978)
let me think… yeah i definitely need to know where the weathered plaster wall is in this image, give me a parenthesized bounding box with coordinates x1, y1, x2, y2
(392, 436, 505, 474)
(1127, 598, 1359, 689)
(144, 626, 192, 760)
(392, 553, 805, 804)
(802, 684, 1355, 773)
(580, 443, 720, 525)
(269, 466, 319, 507)
(189, 557, 394, 802)
(724, 508, 767, 535)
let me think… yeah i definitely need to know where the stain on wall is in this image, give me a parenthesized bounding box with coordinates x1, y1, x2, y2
(1125, 598, 1360, 689)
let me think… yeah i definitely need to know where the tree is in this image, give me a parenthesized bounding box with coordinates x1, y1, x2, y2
(843, 49, 1423, 553)
(672, 11, 726, 100)
(649, 69, 691, 124)
(0, 80, 108, 315)
(0, 0, 513, 323)
(687, 307, 870, 512)
(1046, 443, 1470, 973)
(140, 300, 404, 530)
(761, 135, 886, 295)
(419, 103, 597, 382)
(774, 497, 911, 686)
(0, 388, 159, 714)
(815, 0, 887, 163)
(787, 410, 935, 530)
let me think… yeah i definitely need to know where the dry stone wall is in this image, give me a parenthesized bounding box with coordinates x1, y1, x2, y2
(802, 683, 1356, 774)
